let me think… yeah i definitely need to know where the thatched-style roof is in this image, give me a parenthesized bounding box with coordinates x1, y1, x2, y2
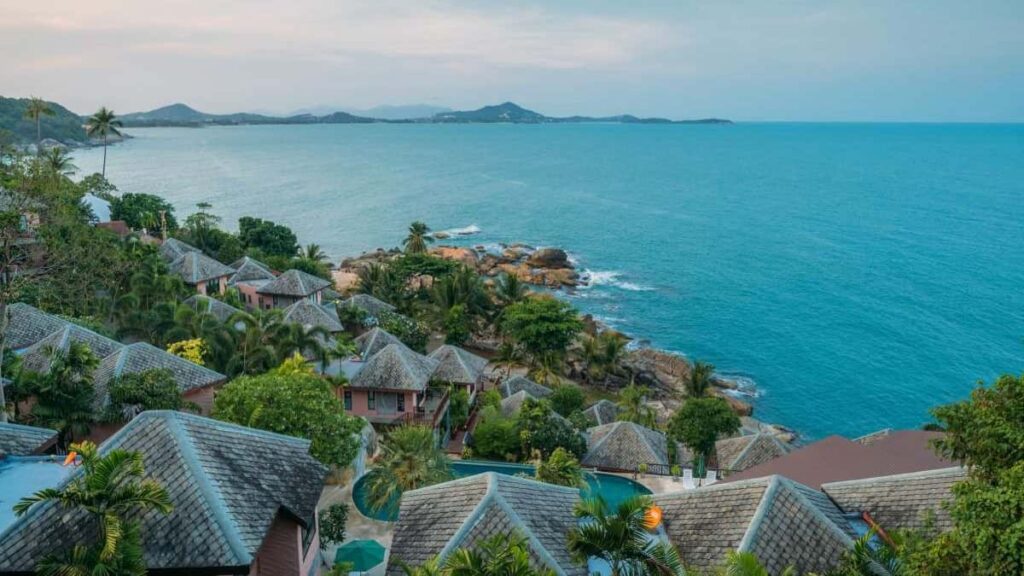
(282, 299, 344, 333)
(349, 343, 439, 391)
(256, 269, 330, 297)
(355, 327, 403, 358)
(500, 376, 552, 399)
(227, 256, 276, 284)
(582, 421, 682, 471)
(168, 251, 236, 284)
(428, 345, 487, 384)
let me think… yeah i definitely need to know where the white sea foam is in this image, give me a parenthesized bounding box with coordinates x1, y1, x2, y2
(433, 224, 481, 237)
(581, 269, 654, 292)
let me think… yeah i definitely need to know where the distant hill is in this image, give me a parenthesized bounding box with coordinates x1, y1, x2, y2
(0, 96, 87, 145)
(293, 104, 452, 120)
(120, 103, 381, 127)
(432, 102, 548, 123)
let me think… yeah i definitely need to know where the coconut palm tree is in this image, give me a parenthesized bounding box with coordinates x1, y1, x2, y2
(303, 243, 328, 262)
(494, 272, 527, 307)
(493, 341, 523, 379)
(15, 440, 172, 575)
(227, 309, 289, 375)
(716, 551, 796, 576)
(687, 360, 714, 397)
(23, 96, 54, 151)
(404, 221, 433, 254)
(42, 146, 77, 176)
(30, 342, 100, 450)
(616, 382, 656, 428)
(445, 533, 556, 576)
(567, 495, 685, 576)
(531, 350, 564, 386)
(85, 107, 122, 178)
(363, 424, 452, 516)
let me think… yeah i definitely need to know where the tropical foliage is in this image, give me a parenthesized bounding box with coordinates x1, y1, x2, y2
(536, 446, 585, 488)
(103, 369, 194, 423)
(319, 503, 349, 547)
(362, 425, 452, 516)
(567, 495, 685, 576)
(667, 396, 740, 467)
(616, 383, 657, 428)
(28, 341, 99, 449)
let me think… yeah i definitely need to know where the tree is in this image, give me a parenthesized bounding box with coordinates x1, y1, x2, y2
(536, 447, 585, 488)
(444, 533, 556, 576)
(166, 338, 207, 365)
(362, 425, 452, 516)
(42, 147, 77, 177)
(319, 503, 349, 548)
(103, 369, 193, 423)
(581, 332, 628, 383)
(550, 384, 585, 417)
(85, 107, 122, 178)
(470, 407, 520, 461)
(449, 387, 470, 430)
(304, 243, 328, 262)
(23, 96, 54, 151)
(617, 383, 657, 428)
(567, 495, 685, 576)
(14, 441, 172, 576)
(667, 397, 740, 469)
(212, 371, 363, 467)
(516, 398, 586, 459)
(238, 216, 299, 258)
(501, 296, 582, 361)
(687, 360, 714, 397)
(716, 551, 796, 576)
(29, 341, 100, 450)
(110, 193, 177, 236)
(493, 341, 523, 379)
(404, 221, 433, 254)
(493, 273, 527, 308)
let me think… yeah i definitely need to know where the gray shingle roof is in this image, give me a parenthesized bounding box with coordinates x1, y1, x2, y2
(182, 295, 245, 323)
(582, 399, 619, 426)
(227, 257, 276, 285)
(0, 411, 327, 572)
(500, 376, 552, 399)
(387, 473, 584, 576)
(655, 475, 854, 574)
(16, 324, 124, 374)
(0, 422, 57, 456)
(3, 302, 70, 351)
(322, 287, 343, 302)
(429, 345, 487, 385)
(282, 299, 344, 333)
(822, 467, 965, 532)
(93, 343, 226, 407)
(582, 421, 681, 471)
(256, 269, 330, 297)
(715, 433, 789, 472)
(500, 390, 537, 417)
(349, 343, 439, 391)
(341, 293, 396, 317)
(169, 251, 236, 284)
(159, 237, 200, 262)
(355, 327, 403, 358)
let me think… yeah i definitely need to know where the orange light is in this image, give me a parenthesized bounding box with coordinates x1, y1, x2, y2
(62, 451, 78, 466)
(644, 505, 663, 530)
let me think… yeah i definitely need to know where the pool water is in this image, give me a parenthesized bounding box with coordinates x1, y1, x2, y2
(0, 457, 72, 531)
(353, 459, 651, 522)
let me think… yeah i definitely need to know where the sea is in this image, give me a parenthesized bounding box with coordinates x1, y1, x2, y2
(72, 122, 1024, 439)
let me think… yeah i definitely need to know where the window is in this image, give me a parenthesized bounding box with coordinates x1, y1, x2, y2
(344, 391, 352, 411)
(206, 278, 220, 294)
(397, 394, 405, 412)
(367, 391, 376, 410)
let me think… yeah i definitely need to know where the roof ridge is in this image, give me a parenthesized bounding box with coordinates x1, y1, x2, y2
(490, 479, 570, 576)
(737, 475, 782, 552)
(436, 473, 501, 562)
(821, 466, 966, 488)
(775, 477, 854, 546)
(139, 410, 314, 448)
(122, 342, 227, 379)
(0, 420, 57, 434)
(655, 475, 774, 501)
(628, 422, 663, 461)
(726, 433, 763, 469)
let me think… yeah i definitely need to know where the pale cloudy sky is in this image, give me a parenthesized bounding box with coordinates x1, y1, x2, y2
(2, 0, 1022, 121)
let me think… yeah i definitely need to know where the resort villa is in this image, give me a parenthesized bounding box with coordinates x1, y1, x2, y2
(347, 343, 444, 428)
(427, 344, 487, 403)
(159, 238, 237, 295)
(256, 269, 331, 309)
(0, 411, 328, 576)
(228, 256, 278, 309)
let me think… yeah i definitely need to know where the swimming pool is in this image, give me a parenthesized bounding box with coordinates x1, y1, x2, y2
(352, 459, 651, 522)
(0, 456, 72, 531)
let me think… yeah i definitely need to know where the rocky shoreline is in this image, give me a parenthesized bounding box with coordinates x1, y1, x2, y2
(334, 241, 799, 444)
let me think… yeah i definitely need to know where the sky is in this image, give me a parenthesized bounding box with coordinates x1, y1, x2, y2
(1, 0, 1022, 122)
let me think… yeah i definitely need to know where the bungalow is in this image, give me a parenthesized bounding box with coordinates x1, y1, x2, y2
(346, 343, 448, 432)
(428, 344, 487, 402)
(168, 251, 237, 295)
(713, 432, 790, 475)
(281, 298, 344, 335)
(228, 256, 277, 309)
(582, 421, 685, 474)
(16, 323, 123, 374)
(354, 327, 403, 358)
(256, 269, 331, 309)
(0, 410, 328, 576)
(581, 399, 619, 426)
(158, 237, 200, 262)
(499, 375, 553, 399)
(387, 473, 584, 576)
(0, 422, 58, 456)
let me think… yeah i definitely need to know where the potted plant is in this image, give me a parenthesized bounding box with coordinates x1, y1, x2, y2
(670, 465, 681, 481)
(638, 463, 648, 477)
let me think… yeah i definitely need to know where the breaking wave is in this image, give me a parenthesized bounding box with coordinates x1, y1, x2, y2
(581, 270, 654, 292)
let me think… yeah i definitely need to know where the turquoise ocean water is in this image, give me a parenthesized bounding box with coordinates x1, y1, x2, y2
(72, 123, 1024, 439)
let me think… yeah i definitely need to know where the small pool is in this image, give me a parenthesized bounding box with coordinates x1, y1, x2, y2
(353, 459, 651, 522)
(0, 456, 73, 531)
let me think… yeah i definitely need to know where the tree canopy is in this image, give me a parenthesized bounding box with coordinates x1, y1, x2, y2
(501, 296, 582, 358)
(667, 396, 740, 463)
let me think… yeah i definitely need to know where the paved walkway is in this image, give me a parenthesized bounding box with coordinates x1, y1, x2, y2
(318, 479, 395, 576)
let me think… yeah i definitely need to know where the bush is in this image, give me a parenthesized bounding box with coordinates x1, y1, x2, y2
(103, 369, 193, 423)
(449, 387, 471, 430)
(536, 447, 584, 488)
(550, 384, 585, 417)
(471, 408, 520, 461)
(110, 193, 177, 235)
(378, 310, 428, 352)
(319, 503, 349, 547)
(516, 398, 587, 459)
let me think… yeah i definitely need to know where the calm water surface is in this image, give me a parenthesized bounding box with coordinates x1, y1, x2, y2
(73, 123, 1024, 438)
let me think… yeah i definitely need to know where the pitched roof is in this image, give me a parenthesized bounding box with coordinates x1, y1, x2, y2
(159, 237, 200, 262)
(722, 431, 953, 488)
(0, 422, 58, 456)
(341, 293, 396, 316)
(227, 257, 276, 284)
(500, 376, 552, 399)
(322, 287, 343, 302)
(655, 476, 855, 574)
(256, 269, 331, 297)
(386, 473, 584, 576)
(2, 303, 70, 351)
(582, 421, 680, 471)
(0, 411, 328, 572)
(582, 399, 619, 426)
(93, 343, 226, 407)
(282, 299, 344, 333)
(355, 327, 403, 358)
(822, 467, 966, 532)
(169, 251, 236, 284)
(429, 345, 487, 385)
(500, 389, 537, 417)
(182, 295, 244, 324)
(715, 433, 789, 472)
(349, 343, 439, 391)
(16, 324, 123, 374)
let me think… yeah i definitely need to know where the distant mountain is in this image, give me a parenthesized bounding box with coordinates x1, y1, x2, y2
(432, 102, 548, 123)
(356, 104, 452, 120)
(0, 96, 87, 145)
(120, 103, 380, 127)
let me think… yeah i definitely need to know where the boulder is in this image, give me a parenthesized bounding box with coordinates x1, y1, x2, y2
(431, 246, 478, 267)
(527, 247, 570, 269)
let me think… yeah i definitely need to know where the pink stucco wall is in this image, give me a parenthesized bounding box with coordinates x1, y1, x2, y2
(249, 510, 321, 576)
(344, 388, 417, 421)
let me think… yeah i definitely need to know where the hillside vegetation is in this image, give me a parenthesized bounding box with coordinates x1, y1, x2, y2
(0, 96, 87, 144)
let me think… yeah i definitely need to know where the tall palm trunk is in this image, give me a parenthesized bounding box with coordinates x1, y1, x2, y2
(101, 134, 108, 178)
(36, 117, 41, 152)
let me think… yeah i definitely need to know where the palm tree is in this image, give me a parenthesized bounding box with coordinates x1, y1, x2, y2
(716, 551, 796, 576)
(85, 107, 123, 178)
(363, 425, 453, 516)
(303, 243, 328, 262)
(227, 309, 288, 375)
(829, 530, 910, 576)
(567, 495, 685, 576)
(445, 533, 556, 576)
(404, 221, 433, 254)
(23, 96, 54, 151)
(531, 350, 564, 386)
(494, 341, 523, 379)
(616, 382, 656, 428)
(30, 342, 100, 450)
(493, 273, 527, 307)
(15, 441, 172, 575)
(42, 147, 77, 176)
(687, 360, 714, 397)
